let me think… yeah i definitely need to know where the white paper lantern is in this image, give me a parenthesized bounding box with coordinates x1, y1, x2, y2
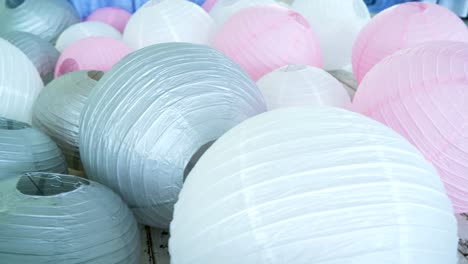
(170, 107, 458, 264)
(0, 117, 67, 180)
(33, 70, 103, 171)
(256, 65, 350, 110)
(55, 21, 122, 52)
(0, 38, 43, 123)
(2, 31, 59, 85)
(0, 0, 79, 43)
(80, 42, 266, 228)
(0, 172, 141, 263)
(292, 0, 370, 70)
(123, 0, 215, 50)
(209, 0, 278, 27)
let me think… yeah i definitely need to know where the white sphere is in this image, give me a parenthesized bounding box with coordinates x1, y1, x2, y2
(256, 65, 350, 110)
(0, 173, 141, 264)
(209, 0, 278, 27)
(55, 21, 122, 52)
(33, 70, 103, 171)
(0, 38, 43, 123)
(292, 0, 370, 70)
(123, 0, 215, 50)
(170, 107, 458, 264)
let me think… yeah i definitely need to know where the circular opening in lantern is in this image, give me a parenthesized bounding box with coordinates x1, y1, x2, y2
(183, 141, 215, 181)
(280, 64, 307, 72)
(407, 2, 428, 11)
(58, 58, 80, 77)
(16, 173, 90, 197)
(5, 0, 25, 9)
(0, 118, 30, 130)
(88, 70, 104, 81)
(145, 0, 164, 8)
(288, 11, 309, 28)
(352, 0, 370, 19)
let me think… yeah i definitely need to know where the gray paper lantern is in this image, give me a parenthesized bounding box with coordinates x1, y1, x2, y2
(0, 172, 141, 264)
(33, 70, 103, 171)
(0, 0, 79, 43)
(0, 117, 67, 179)
(80, 42, 266, 228)
(2, 31, 60, 85)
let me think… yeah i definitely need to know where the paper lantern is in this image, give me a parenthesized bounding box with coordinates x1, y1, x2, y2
(256, 65, 350, 110)
(0, 0, 79, 43)
(0, 117, 67, 180)
(202, 0, 218, 11)
(85, 7, 131, 33)
(55, 21, 122, 52)
(353, 41, 468, 214)
(55, 37, 131, 78)
(212, 5, 322, 81)
(352, 2, 468, 84)
(292, 0, 370, 70)
(0, 38, 43, 123)
(132, 0, 207, 10)
(33, 70, 103, 171)
(0, 172, 141, 263)
(67, 0, 133, 19)
(2, 31, 59, 85)
(123, 0, 215, 50)
(170, 107, 458, 264)
(80, 42, 266, 228)
(209, 0, 278, 27)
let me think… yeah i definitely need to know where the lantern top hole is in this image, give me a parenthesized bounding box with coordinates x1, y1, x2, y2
(5, 0, 25, 9)
(280, 64, 307, 72)
(16, 173, 90, 197)
(0, 117, 30, 130)
(87, 70, 104, 81)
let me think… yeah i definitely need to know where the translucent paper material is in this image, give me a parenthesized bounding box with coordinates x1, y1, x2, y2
(209, 0, 278, 27)
(86, 7, 132, 33)
(170, 107, 458, 264)
(133, 0, 207, 10)
(55, 37, 131, 78)
(352, 2, 468, 83)
(212, 5, 323, 81)
(33, 71, 103, 171)
(80, 43, 266, 228)
(0, 173, 141, 263)
(0, 117, 67, 179)
(203, 0, 219, 11)
(292, 0, 370, 70)
(0, 0, 79, 43)
(123, 0, 215, 50)
(55, 21, 122, 52)
(67, 0, 133, 19)
(256, 65, 350, 110)
(353, 41, 468, 214)
(0, 38, 43, 123)
(2, 31, 59, 85)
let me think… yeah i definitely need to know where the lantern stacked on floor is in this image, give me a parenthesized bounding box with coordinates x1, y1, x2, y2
(0, 0, 466, 263)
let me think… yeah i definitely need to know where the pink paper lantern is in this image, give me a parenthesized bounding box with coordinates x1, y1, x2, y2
(86, 7, 131, 33)
(202, 0, 218, 12)
(352, 41, 468, 213)
(55, 37, 131, 78)
(352, 2, 468, 84)
(212, 5, 322, 81)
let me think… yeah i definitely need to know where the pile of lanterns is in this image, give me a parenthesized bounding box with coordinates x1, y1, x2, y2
(0, 0, 467, 263)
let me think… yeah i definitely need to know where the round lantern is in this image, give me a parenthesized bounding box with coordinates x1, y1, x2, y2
(202, 0, 218, 12)
(67, 0, 133, 20)
(33, 70, 103, 171)
(2, 31, 59, 85)
(0, 172, 141, 263)
(353, 41, 468, 214)
(80, 42, 266, 228)
(0, 38, 43, 123)
(170, 106, 458, 264)
(0, 0, 79, 43)
(256, 65, 350, 110)
(132, 0, 207, 10)
(212, 5, 322, 81)
(85, 7, 131, 33)
(0, 117, 67, 180)
(209, 0, 278, 27)
(123, 0, 215, 50)
(55, 37, 131, 78)
(292, 0, 370, 70)
(55, 21, 122, 52)
(352, 2, 468, 84)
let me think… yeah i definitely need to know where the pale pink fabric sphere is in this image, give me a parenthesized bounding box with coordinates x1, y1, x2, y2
(86, 7, 131, 33)
(212, 5, 322, 81)
(352, 2, 468, 84)
(55, 37, 131, 78)
(202, 0, 218, 12)
(352, 41, 468, 213)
